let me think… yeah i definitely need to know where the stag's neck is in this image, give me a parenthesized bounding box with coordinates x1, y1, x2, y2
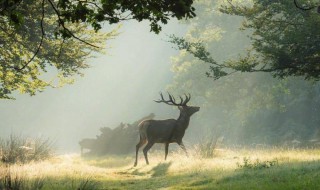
(177, 112, 190, 130)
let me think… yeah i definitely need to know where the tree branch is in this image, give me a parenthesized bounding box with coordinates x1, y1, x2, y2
(47, 0, 100, 48)
(78, 0, 103, 10)
(58, 38, 66, 58)
(14, 0, 46, 71)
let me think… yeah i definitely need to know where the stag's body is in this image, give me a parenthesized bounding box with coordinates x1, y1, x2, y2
(134, 93, 199, 167)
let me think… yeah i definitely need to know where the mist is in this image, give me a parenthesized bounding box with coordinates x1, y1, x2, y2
(0, 20, 187, 153)
(1, 1, 319, 155)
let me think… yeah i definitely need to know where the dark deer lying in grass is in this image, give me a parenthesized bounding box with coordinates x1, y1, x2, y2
(134, 92, 200, 166)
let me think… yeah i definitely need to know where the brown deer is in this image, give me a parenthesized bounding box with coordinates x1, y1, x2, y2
(134, 92, 200, 166)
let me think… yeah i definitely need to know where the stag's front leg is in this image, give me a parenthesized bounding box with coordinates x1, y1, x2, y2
(143, 141, 154, 165)
(164, 143, 169, 160)
(178, 141, 189, 157)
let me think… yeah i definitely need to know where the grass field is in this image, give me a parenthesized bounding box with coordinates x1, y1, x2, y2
(1, 148, 320, 189)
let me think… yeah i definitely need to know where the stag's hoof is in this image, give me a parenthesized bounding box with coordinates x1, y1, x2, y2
(133, 162, 137, 167)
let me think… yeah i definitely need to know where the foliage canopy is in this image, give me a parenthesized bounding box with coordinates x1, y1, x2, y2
(0, 0, 196, 99)
(168, 0, 320, 145)
(0, 0, 118, 99)
(1, 0, 196, 36)
(171, 0, 320, 80)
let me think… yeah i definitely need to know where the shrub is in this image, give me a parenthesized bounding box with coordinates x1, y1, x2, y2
(237, 157, 278, 169)
(194, 135, 219, 158)
(0, 134, 54, 164)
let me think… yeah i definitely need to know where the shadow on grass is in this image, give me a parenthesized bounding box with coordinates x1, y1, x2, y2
(151, 162, 172, 177)
(115, 162, 172, 177)
(131, 168, 147, 176)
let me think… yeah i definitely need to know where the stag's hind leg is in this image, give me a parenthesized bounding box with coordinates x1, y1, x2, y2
(134, 138, 146, 167)
(143, 141, 155, 165)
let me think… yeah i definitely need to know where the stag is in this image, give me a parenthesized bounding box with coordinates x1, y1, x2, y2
(134, 92, 200, 166)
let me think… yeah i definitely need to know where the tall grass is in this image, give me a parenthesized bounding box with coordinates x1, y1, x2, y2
(0, 165, 45, 190)
(69, 177, 100, 190)
(0, 135, 54, 164)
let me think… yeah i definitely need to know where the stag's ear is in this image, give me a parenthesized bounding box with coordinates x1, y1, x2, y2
(178, 106, 183, 110)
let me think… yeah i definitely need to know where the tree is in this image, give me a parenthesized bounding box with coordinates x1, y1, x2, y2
(171, 0, 320, 80)
(0, 0, 119, 99)
(0, 0, 196, 99)
(167, 0, 320, 146)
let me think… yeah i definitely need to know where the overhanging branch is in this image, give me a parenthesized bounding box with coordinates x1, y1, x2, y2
(47, 0, 100, 48)
(15, 0, 46, 71)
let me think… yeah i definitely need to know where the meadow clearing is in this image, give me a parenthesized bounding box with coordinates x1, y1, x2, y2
(1, 147, 320, 190)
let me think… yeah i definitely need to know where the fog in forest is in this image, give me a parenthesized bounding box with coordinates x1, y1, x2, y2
(1, 1, 320, 155)
(0, 20, 187, 152)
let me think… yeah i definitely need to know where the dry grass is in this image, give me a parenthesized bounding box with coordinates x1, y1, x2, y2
(1, 148, 320, 189)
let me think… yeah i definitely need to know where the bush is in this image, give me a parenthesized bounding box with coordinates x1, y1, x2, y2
(0, 134, 54, 164)
(237, 157, 278, 169)
(80, 113, 155, 156)
(194, 133, 223, 158)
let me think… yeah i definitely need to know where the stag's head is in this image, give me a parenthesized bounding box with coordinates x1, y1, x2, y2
(155, 92, 200, 116)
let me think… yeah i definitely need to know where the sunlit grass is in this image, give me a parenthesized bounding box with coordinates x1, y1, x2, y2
(1, 148, 320, 189)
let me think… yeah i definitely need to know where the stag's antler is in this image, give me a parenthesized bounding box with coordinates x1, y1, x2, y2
(155, 92, 191, 106)
(182, 93, 191, 105)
